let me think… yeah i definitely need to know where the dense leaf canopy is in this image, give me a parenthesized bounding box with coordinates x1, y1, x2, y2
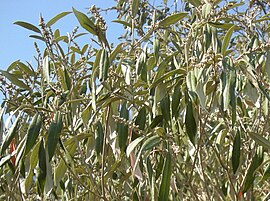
(1, 0, 270, 200)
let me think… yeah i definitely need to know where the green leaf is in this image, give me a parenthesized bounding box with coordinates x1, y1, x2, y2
(72, 8, 97, 35)
(47, 112, 63, 161)
(29, 35, 46, 41)
(46, 11, 72, 27)
(112, 20, 133, 28)
(99, 49, 110, 81)
(133, 135, 161, 176)
(243, 147, 264, 193)
(95, 121, 104, 155)
(43, 56, 50, 83)
(14, 21, 41, 33)
(229, 70, 236, 127)
(118, 102, 129, 152)
(25, 113, 42, 156)
(126, 137, 143, 157)
(159, 12, 188, 27)
(158, 150, 172, 201)
(131, 0, 140, 18)
(249, 132, 270, 150)
(54, 154, 68, 186)
(208, 22, 235, 30)
(186, 0, 202, 7)
(25, 141, 41, 193)
(0, 70, 29, 89)
(160, 94, 170, 124)
(7, 61, 35, 76)
(110, 43, 124, 62)
(64, 67, 72, 90)
(150, 115, 163, 129)
(172, 83, 181, 117)
(185, 97, 197, 145)
(151, 68, 185, 89)
(232, 130, 241, 174)
(141, 135, 161, 152)
(135, 107, 146, 130)
(0, 113, 21, 155)
(221, 25, 236, 55)
(37, 139, 46, 194)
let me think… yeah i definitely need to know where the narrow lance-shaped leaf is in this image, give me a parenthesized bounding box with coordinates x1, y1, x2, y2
(99, 49, 109, 81)
(118, 102, 129, 152)
(230, 70, 236, 127)
(47, 112, 63, 161)
(249, 132, 270, 150)
(43, 56, 50, 83)
(25, 113, 42, 156)
(158, 150, 172, 201)
(159, 12, 188, 27)
(160, 94, 170, 124)
(24, 141, 41, 193)
(133, 135, 161, 175)
(126, 137, 143, 157)
(0, 113, 21, 155)
(243, 147, 264, 193)
(135, 107, 146, 130)
(232, 130, 241, 174)
(0, 70, 29, 89)
(37, 139, 46, 194)
(72, 8, 97, 35)
(46, 11, 72, 27)
(221, 25, 236, 55)
(185, 96, 197, 145)
(131, 0, 140, 18)
(95, 121, 104, 155)
(14, 21, 41, 33)
(172, 83, 181, 117)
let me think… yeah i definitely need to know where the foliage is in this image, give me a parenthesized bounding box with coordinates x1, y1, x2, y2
(1, 0, 270, 200)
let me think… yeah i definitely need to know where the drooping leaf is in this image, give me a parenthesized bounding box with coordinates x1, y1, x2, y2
(14, 21, 41, 33)
(25, 113, 42, 156)
(232, 130, 241, 174)
(243, 147, 264, 193)
(24, 140, 41, 193)
(150, 115, 163, 129)
(172, 83, 181, 117)
(46, 11, 72, 27)
(133, 135, 161, 176)
(37, 139, 46, 195)
(99, 49, 110, 81)
(158, 150, 172, 201)
(141, 135, 161, 152)
(95, 121, 104, 155)
(47, 112, 63, 161)
(160, 94, 170, 124)
(229, 70, 236, 127)
(185, 97, 197, 145)
(126, 137, 143, 157)
(135, 107, 146, 130)
(118, 102, 129, 152)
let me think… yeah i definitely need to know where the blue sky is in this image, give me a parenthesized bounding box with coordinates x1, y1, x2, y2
(0, 0, 121, 69)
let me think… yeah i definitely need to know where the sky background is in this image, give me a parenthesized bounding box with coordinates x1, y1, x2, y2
(0, 0, 122, 69)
